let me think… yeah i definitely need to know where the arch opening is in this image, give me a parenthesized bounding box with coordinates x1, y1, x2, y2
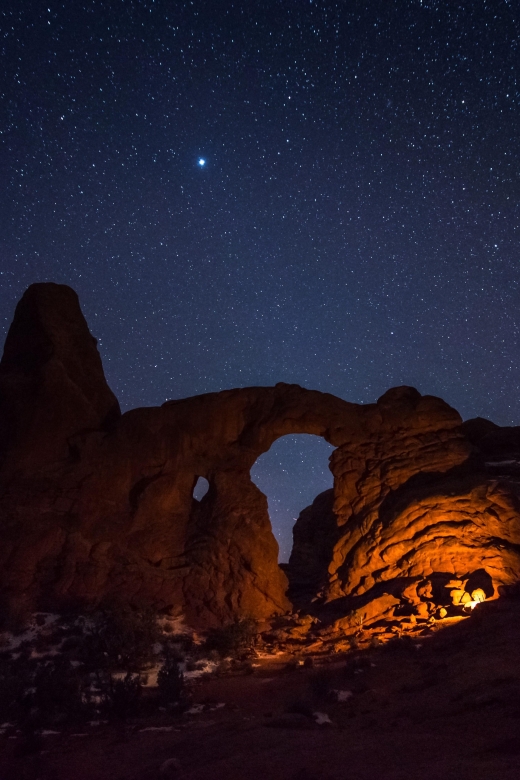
(193, 476, 209, 501)
(250, 434, 335, 563)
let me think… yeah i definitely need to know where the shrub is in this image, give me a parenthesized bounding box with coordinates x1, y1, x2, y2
(307, 667, 341, 702)
(0, 654, 92, 729)
(31, 656, 90, 725)
(0, 654, 30, 723)
(157, 648, 186, 708)
(203, 618, 257, 658)
(100, 672, 143, 720)
(80, 599, 159, 673)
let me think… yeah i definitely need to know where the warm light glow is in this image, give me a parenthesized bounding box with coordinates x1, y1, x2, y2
(463, 589, 486, 611)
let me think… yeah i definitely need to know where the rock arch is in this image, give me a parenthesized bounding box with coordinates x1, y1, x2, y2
(1, 283, 520, 627)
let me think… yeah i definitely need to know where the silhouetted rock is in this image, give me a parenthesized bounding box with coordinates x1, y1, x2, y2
(289, 489, 337, 602)
(462, 416, 520, 460)
(0, 283, 120, 475)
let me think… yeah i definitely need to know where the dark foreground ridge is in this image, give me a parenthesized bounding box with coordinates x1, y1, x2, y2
(1, 282, 520, 630)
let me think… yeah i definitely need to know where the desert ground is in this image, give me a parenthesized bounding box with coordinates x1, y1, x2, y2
(2, 593, 520, 780)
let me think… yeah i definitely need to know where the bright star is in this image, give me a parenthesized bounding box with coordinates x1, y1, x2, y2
(198, 158, 205, 167)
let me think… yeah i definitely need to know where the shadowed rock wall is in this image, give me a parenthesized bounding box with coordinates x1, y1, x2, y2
(1, 283, 520, 627)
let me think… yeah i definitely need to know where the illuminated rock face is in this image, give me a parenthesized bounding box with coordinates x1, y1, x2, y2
(1, 283, 520, 627)
(291, 401, 520, 610)
(291, 472, 520, 621)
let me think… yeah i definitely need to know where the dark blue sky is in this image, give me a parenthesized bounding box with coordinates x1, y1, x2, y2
(1, 1, 519, 560)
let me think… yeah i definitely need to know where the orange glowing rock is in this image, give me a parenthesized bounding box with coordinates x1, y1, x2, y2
(471, 588, 486, 603)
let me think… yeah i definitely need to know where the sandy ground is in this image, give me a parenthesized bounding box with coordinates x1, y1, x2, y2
(2, 596, 520, 780)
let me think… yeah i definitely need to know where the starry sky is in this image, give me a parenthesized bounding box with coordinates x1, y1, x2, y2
(1, 1, 519, 560)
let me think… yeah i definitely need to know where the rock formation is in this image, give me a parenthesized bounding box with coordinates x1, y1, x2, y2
(0, 283, 120, 475)
(289, 396, 520, 628)
(1, 283, 520, 629)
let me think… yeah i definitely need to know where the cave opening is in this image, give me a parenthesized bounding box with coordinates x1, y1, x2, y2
(250, 434, 335, 563)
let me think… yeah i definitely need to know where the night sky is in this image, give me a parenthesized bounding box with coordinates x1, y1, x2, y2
(1, 1, 519, 560)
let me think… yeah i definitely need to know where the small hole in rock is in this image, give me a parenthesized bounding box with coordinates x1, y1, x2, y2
(193, 476, 209, 501)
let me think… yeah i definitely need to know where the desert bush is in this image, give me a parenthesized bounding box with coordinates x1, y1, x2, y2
(203, 618, 257, 658)
(0, 655, 30, 722)
(0, 654, 93, 728)
(80, 599, 159, 672)
(31, 656, 91, 725)
(308, 668, 338, 702)
(99, 671, 143, 720)
(157, 648, 186, 708)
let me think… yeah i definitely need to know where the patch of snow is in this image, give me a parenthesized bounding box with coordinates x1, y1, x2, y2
(2, 612, 61, 651)
(333, 689, 353, 702)
(139, 726, 175, 732)
(186, 704, 205, 715)
(313, 711, 333, 725)
(183, 659, 218, 679)
(485, 460, 520, 467)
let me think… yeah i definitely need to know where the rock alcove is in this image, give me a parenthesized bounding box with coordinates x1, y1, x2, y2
(1, 283, 520, 631)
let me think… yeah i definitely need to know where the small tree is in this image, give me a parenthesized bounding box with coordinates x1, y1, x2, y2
(78, 599, 159, 722)
(157, 646, 186, 708)
(101, 672, 143, 720)
(31, 656, 89, 725)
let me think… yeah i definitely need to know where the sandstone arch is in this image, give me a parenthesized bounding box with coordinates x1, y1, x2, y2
(1, 283, 520, 627)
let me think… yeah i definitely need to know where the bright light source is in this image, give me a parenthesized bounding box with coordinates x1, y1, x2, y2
(198, 158, 205, 167)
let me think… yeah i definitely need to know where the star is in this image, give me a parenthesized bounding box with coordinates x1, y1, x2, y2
(198, 158, 206, 167)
